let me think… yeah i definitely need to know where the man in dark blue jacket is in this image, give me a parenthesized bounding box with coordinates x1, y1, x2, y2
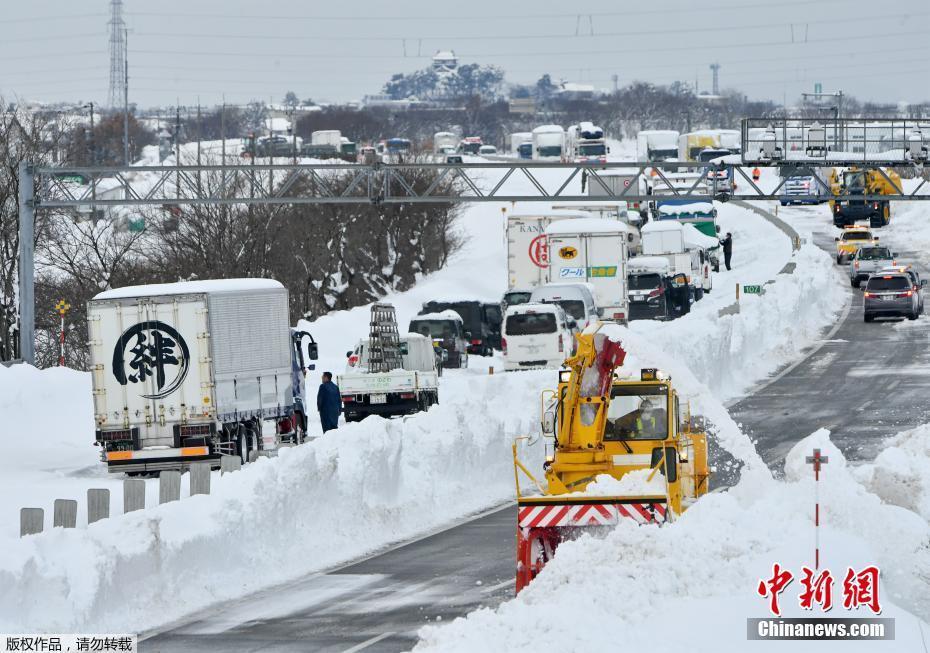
(317, 372, 342, 432)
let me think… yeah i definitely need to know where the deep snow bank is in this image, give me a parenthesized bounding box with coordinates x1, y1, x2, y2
(416, 429, 930, 652)
(0, 371, 546, 633)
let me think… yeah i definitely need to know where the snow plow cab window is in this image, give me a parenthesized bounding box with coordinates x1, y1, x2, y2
(650, 446, 678, 483)
(506, 313, 557, 335)
(604, 384, 669, 441)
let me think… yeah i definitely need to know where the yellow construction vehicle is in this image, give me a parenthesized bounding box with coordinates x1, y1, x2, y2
(513, 323, 710, 592)
(830, 166, 902, 229)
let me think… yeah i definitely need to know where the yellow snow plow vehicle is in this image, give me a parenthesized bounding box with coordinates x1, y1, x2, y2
(830, 166, 902, 229)
(513, 323, 710, 592)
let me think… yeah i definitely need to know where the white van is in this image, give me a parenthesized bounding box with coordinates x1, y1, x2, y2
(529, 282, 598, 329)
(503, 303, 574, 371)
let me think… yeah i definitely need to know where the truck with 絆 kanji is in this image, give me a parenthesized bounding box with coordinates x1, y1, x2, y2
(87, 279, 318, 474)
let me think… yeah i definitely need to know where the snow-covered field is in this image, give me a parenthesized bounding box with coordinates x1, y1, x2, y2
(2, 155, 919, 649)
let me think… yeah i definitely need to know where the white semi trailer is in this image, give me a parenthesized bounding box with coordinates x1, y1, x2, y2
(532, 125, 565, 160)
(87, 279, 317, 473)
(545, 218, 631, 324)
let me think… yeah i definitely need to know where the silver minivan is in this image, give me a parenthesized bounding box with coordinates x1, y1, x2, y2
(529, 283, 599, 329)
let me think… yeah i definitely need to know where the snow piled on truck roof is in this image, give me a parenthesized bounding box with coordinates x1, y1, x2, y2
(93, 278, 284, 300)
(411, 310, 463, 322)
(546, 217, 631, 235)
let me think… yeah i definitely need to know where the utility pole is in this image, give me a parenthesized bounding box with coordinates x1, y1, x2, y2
(17, 162, 35, 364)
(123, 27, 130, 165)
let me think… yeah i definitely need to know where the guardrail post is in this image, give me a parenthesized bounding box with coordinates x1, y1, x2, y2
(159, 471, 181, 504)
(220, 454, 241, 475)
(123, 479, 145, 512)
(20, 508, 44, 537)
(53, 499, 77, 528)
(189, 462, 211, 496)
(87, 489, 110, 524)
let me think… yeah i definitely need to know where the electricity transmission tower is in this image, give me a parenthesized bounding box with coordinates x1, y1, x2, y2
(107, 0, 127, 109)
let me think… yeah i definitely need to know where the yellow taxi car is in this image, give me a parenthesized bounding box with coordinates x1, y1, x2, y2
(835, 226, 878, 265)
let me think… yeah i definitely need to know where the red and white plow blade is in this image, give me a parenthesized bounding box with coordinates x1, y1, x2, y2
(518, 501, 667, 529)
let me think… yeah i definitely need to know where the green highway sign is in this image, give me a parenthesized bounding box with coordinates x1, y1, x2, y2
(742, 284, 764, 295)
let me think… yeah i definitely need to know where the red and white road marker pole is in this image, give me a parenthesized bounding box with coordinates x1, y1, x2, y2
(805, 448, 829, 569)
(55, 299, 71, 367)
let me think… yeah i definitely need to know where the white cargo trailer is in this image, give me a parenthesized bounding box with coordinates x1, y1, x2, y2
(506, 209, 595, 290)
(87, 279, 316, 473)
(545, 218, 631, 324)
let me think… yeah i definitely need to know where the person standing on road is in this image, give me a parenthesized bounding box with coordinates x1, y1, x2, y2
(317, 371, 342, 433)
(721, 232, 733, 271)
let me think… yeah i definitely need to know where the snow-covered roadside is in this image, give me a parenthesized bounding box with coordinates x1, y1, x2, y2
(0, 369, 547, 633)
(415, 427, 930, 652)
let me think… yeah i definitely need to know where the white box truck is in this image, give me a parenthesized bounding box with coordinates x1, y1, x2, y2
(87, 279, 316, 473)
(434, 131, 459, 154)
(532, 125, 565, 160)
(510, 131, 533, 156)
(636, 130, 680, 161)
(312, 130, 342, 149)
(640, 221, 712, 300)
(506, 209, 595, 290)
(339, 333, 439, 421)
(545, 218, 631, 323)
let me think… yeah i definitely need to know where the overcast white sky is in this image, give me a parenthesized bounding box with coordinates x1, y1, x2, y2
(1, 0, 928, 108)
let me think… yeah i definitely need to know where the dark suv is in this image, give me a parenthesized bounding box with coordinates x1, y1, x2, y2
(420, 301, 500, 355)
(863, 272, 925, 322)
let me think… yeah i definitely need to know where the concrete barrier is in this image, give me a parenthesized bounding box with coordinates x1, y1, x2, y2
(190, 462, 211, 496)
(20, 508, 43, 537)
(87, 489, 110, 524)
(124, 479, 146, 512)
(220, 454, 241, 475)
(53, 499, 77, 528)
(159, 471, 182, 504)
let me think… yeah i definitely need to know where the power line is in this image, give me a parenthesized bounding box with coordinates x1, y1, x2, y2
(126, 0, 876, 22)
(126, 28, 929, 61)
(131, 11, 930, 43)
(0, 13, 105, 24)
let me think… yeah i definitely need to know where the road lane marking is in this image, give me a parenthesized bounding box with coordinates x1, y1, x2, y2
(481, 579, 515, 595)
(342, 631, 396, 653)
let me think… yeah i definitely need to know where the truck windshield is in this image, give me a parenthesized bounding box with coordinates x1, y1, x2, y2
(650, 148, 677, 160)
(858, 248, 891, 260)
(409, 320, 457, 339)
(866, 276, 909, 291)
(506, 313, 557, 335)
(518, 143, 533, 157)
(605, 384, 669, 440)
(629, 273, 662, 291)
(504, 291, 532, 306)
(537, 146, 562, 158)
(579, 143, 606, 156)
(461, 142, 481, 154)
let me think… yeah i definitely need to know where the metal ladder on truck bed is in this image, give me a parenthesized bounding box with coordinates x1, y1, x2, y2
(368, 303, 403, 373)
